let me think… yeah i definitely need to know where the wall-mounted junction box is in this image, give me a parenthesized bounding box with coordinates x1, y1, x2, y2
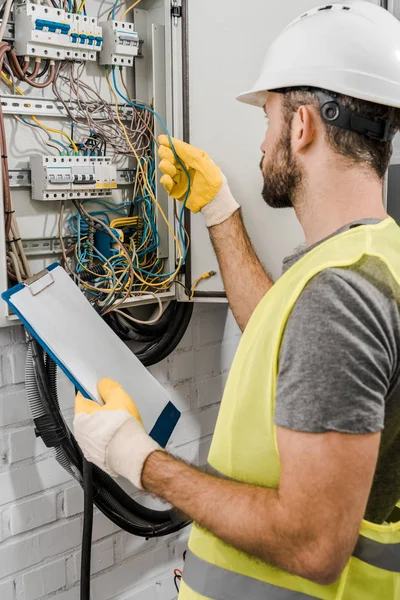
(15, 1, 103, 61)
(30, 156, 117, 201)
(99, 20, 139, 66)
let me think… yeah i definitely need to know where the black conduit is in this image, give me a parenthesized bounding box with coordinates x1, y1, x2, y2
(26, 337, 191, 536)
(81, 459, 93, 600)
(108, 301, 194, 367)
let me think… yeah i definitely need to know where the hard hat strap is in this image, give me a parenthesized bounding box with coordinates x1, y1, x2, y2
(273, 87, 396, 143)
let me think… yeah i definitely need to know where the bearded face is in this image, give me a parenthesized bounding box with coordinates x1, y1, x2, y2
(260, 114, 304, 209)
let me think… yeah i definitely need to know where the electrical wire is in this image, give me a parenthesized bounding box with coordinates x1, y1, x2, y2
(52, 61, 154, 159)
(0, 72, 70, 153)
(7, 51, 56, 88)
(119, 0, 142, 21)
(110, 67, 190, 261)
(14, 116, 65, 154)
(0, 0, 13, 42)
(31, 117, 77, 153)
(190, 271, 217, 300)
(174, 569, 182, 593)
(77, 0, 86, 13)
(106, 68, 185, 282)
(110, 0, 131, 20)
(113, 298, 163, 325)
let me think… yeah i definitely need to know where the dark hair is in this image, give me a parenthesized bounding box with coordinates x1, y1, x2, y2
(282, 89, 400, 179)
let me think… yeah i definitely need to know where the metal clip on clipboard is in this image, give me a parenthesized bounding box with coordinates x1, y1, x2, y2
(23, 269, 55, 297)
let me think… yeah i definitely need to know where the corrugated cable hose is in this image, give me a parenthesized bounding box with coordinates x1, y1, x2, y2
(25, 339, 191, 536)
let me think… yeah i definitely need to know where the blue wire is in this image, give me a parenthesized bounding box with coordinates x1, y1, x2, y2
(18, 115, 70, 153)
(110, 67, 189, 262)
(111, 0, 121, 20)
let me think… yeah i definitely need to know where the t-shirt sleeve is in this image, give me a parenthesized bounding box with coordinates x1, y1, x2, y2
(274, 266, 397, 434)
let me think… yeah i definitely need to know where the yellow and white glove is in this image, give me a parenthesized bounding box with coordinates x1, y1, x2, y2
(74, 378, 161, 489)
(158, 135, 240, 227)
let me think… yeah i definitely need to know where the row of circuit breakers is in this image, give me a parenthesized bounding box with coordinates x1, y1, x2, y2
(14, 0, 142, 200)
(30, 156, 117, 201)
(15, 1, 140, 65)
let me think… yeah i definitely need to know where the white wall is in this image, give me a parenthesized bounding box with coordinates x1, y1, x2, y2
(0, 304, 241, 599)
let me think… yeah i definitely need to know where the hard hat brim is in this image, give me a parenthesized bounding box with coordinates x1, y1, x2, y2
(236, 89, 269, 108)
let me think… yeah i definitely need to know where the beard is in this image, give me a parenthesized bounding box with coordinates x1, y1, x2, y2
(260, 123, 304, 209)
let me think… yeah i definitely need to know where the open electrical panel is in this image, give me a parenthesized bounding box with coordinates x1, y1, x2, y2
(0, 0, 190, 328)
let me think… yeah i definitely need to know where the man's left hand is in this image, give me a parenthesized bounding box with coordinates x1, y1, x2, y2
(74, 378, 161, 489)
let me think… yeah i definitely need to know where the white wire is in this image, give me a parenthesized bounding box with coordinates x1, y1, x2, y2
(0, 0, 14, 42)
(11, 216, 31, 277)
(113, 297, 165, 325)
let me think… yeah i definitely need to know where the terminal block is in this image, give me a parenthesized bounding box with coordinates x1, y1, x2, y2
(30, 156, 117, 201)
(15, 1, 103, 61)
(99, 21, 139, 66)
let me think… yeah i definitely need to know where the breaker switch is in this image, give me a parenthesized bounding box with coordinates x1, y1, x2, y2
(99, 20, 139, 67)
(30, 156, 117, 201)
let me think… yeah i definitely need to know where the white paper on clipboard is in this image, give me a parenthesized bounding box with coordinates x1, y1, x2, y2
(2, 264, 180, 446)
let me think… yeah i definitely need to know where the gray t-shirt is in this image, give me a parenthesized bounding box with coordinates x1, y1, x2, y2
(274, 219, 400, 524)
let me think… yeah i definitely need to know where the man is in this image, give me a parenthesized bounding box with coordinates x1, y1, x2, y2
(74, 2, 400, 598)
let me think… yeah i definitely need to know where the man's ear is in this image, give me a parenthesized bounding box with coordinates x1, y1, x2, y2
(292, 105, 317, 153)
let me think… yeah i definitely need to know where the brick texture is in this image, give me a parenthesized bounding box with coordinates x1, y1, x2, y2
(22, 558, 66, 600)
(0, 305, 239, 598)
(9, 493, 57, 535)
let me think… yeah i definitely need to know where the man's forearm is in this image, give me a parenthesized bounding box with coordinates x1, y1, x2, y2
(141, 450, 319, 581)
(209, 211, 273, 331)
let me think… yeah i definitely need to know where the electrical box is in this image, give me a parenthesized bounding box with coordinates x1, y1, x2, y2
(30, 156, 117, 201)
(14, 1, 103, 61)
(99, 20, 139, 66)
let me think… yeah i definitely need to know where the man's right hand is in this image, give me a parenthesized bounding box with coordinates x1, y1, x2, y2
(158, 135, 240, 227)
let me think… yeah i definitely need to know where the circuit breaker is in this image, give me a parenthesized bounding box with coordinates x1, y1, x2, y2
(99, 21, 139, 66)
(30, 156, 117, 201)
(15, 1, 103, 61)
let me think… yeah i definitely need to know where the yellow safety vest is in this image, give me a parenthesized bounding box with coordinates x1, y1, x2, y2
(180, 218, 400, 600)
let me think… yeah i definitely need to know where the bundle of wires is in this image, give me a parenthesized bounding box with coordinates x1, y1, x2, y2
(63, 150, 187, 315)
(26, 338, 190, 536)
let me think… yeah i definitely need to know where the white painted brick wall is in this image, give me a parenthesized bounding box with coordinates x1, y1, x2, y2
(0, 304, 241, 599)
(0, 578, 15, 600)
(22, 558, 67, 600)
(9, 493, 57, 535)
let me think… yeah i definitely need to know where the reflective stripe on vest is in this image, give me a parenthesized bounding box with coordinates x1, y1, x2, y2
(183, 550, 317, 600)
(353, 536, 400, 572)
(183, 538, 400, 600)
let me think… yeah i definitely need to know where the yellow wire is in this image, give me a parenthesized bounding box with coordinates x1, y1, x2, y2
(105, 68, 183, 289)
(1, 73, 78, 153)
(31, 117, 78, 153)
(77, 0, 86, 13)
(190, 271, 217, 301)
(119, 0, 142, 21)
(1, 72, 23, 95)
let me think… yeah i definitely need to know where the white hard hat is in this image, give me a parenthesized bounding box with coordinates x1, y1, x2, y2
(237, 1, 400, 110)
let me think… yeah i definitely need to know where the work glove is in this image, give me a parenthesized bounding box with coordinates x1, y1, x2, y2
(158, 135, 240, 227)
(74, 378, 161, 489)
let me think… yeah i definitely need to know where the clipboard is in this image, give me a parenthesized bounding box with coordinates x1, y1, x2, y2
(1, 263, 180, 447)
